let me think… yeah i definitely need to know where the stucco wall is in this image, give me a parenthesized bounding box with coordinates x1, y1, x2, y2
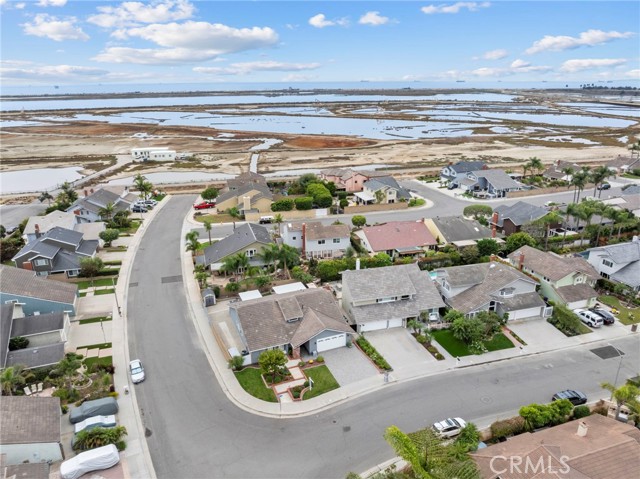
(344, 202, 408, 214)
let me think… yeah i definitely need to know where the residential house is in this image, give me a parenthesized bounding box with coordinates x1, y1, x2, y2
(215, 172, 273, 214)
(67, 186, 137, 223)
(424, 216, 496, 247)
(472, 414, 640, 479)
(606, 154, 639, 174)
(435, 262, 551, 320)
(23, 211, 76, 244)
(508, 245, 599, 309)
(459, 169, 521, 198)
(12, 227, 99, 278)
(196, 223, 274, 273)
(1, 303, 68, 369)
(0, 397, 63, 466)
(492, 201, 551, 236)
(354, 176, 412, 205)
(1, 461, 50, 479)
(282, 221, 351, 259)
(602, 194, 640, 218)
(354, 221, 437, 259)
(543, 160, 581, 181)
(341, 263, 445, 332)
(584, 237, 640, 292)
(0, 265, 78, 316)
(319, 168, 388, 193)
(131, 147, 176, 161)
(229, 288, 353, 363)
(439, 160, 487, 186)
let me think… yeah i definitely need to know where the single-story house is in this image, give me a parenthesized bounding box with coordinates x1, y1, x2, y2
(435, 262, 551, 320)
(196, 223, 274, 272)
(131, 147, 176, 161)
(606, 154, 639, 174)
(543, 160, 581, 181)
(282, 221, 351, 259)
(459, 169, 521, 198)
(229, 288, 353, 363)
(601, 194, 640, 218)
(508, 245, 599, 309)
(0, 265, 78, 316)
(354, 176, 412, 205)
(12, 227, 99, 278)
(355, 221, 437, 259)
(341, 263, 446, 333)
(491, 201, 551, 236)
(0, 396, 63, 465)
(424, 216, 497, 247)
(440, 160, 487, 186)
(216, 172, 273, 214)
(584, 237, 640, 292)
(67, 186, 137, 223)
(23, 211, 77, 244)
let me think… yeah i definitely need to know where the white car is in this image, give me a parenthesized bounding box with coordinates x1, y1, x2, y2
(129, 359, 145, 384)
(573, 308, 603, 328)
(60, 444, 120, 479)
(432, 417, 467, 438)
(74, 415, 117, 434)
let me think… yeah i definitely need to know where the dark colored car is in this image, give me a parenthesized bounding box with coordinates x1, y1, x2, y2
(69, 397, 119, 424)
(552, 389, 587, 406)
(589, 308, 615, 325)
(597, 183, 611, 190)
(194, 201, 216, 210)
(131, 205, 147, 213)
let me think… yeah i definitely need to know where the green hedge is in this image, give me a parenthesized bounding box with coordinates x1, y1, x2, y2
(356, 336, 392, 371)
(490, 416, 525, 439)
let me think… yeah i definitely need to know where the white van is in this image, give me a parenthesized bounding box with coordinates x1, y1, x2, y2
(259, 216, 274, 224)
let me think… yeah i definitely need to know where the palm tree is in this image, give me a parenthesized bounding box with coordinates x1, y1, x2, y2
(54, 353, 84, 390)
(185, 230, 200, 256)
(203, 219, 213, 245)
(613, 209, 635, 240)
(258, 243, 281, 275)
(561, 166, 575, 182)
(227, 207, 241, 230)
(539, 211, 563, 251)
(571, 170, 589, 203)
(594, 205, 616, 246)
(0, 366, 28, 396)
(590, 165, 614, 197)
(112, 209, 131, 228)
(273, 213, 283, 235)
(98, 202, 115, 223)
(56, 182, 78, 206)
(38, 191, 54, 206)
(141, 180, 154, 200)
(221, 253, 249, 281)
(277, 244, 300, 279)
(235, 253, 250, 280)
(526, 157, 544, 177)
(629, 140, 640, 158)
(601, 382, 640, 421)
(133, 174, 147, 199)
(578, 200, 598, 245)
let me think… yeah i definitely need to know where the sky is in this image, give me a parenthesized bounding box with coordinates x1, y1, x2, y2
(0, 0, 638, 86)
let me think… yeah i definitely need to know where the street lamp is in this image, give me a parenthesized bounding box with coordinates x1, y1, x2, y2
(111, 277, 121, 316)
(610, 343, 624, 399)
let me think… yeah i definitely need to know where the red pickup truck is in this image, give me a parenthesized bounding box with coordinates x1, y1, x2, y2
(193, 201, 216, 210)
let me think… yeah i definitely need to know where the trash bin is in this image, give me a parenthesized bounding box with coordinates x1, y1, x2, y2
(632, 324, 638, 333)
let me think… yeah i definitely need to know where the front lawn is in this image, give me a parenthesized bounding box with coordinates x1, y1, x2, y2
(94, 288, 115, 295)
(598, 295, 639, 325)
(235, 368, 277, 402)
(432, 330, 515, 357)
(303, 365, 340, 400)
(84, 356, 113, 370)
(79, 316, 112, 325)
(194, 213, 236, 224)
(75, 278, 117, 290)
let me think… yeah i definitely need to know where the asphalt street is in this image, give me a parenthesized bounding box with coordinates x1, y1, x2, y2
(128, 195, 640, 479)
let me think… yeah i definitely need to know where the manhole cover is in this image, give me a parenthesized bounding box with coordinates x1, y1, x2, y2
(343, 426, 351, 432)
(591, 346, 624, 360)
(481, 396, 492, 404)
(145, 428, 152, 437)
(161, 275, 183, 284)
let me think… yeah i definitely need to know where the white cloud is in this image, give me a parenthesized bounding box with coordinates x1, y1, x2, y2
(1, 64, 108, 82)
(481, 49, 508, 60)
(421, 2, 490, 15)
(625, 69, 640, 79)
(94, 21, 278, 64)
(359, 11, 390, 26)
(281, 73, 317, 82)
(88, 0, 194, 28)
(308, 13, 349, 28)
(526, 29, 635, 54)
(471, 67, 505, 77)
(22, 14, 89, 41)
(194, 61, 321, 76)
(470, 59, 551, 77)
(15, 2, 25, 9)
(37, 0, 67, 6)
(560, 58, 627, 72)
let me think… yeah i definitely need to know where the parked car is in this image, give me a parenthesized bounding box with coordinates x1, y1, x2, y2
(259, 215, 275, 224)
(432, 417, 467, 438)
(573, 308, 603, 328)
(143, 199, 157, 208)
(60, 444, 120, 479)
(69, 397, 119, 424)
(194, 201, 216, 210)
(589, 308, 615, 325)
(552, 389, 587, 406)
(129, 359, 145, 384)
(131, 205, 147, 213)
(74, 415, 117, 434)
(597, 183, 611, 190)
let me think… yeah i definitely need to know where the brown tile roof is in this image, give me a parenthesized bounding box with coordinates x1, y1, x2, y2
(0, 265, 77, 305)
(304, 222, 350, 241)
(508, 246, 598, 282)
(361, 221, 437, 252)
(0, 396, 61, 445)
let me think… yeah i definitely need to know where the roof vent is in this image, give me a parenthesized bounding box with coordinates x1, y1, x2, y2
(576, 421, 588, 437)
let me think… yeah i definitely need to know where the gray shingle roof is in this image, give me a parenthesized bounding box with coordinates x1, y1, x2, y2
(473, 169, 521, 190)
(44, 227, 83, 247)
(555, 283, 598, 303)
(592, 241, 640, 264)
(84, 188, 121, 208)
(13, 240, 60, 262)
(364, 176, 412, 199)
(217, 182, 273, 203)
(0, 264, 78, 304)
(231, 288, 351, 352)
(432, 216, 494, 242)
(498, 292, 546, 312)
(6, 342, 66, 368)
(493, 201, 548, 227)
(305, 222, 351, 241)
(622, 184, 640, 195)
(76, 239, 99, 256)
(11, 312, 65, 337)
(508, 245, 598, 282)
(611, 261, 640, 288)
(449, 161, 487, 174)
(0, 396, 61, 444)
(4, 463, 51, 479)
(51, 250, 81, 273)
(200, 223, 274, 266)
(24, 211, 76, 236)
(342, 263, 445, 323)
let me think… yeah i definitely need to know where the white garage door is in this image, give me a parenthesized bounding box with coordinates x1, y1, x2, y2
(317, 333, 346, 352)
(509, 307, 542, 320)
(359, 318, 403, 332)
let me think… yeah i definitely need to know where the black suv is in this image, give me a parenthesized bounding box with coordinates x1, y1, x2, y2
(552, 389, 587, 406)
(590, 308, 615, 325)
(597, 183, 611, 190)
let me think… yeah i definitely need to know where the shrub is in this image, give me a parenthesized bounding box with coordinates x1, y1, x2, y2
(201, 186, 219, 200)
(61, 405, 69, 414)
(463, 204, 493, 219)
(298, 361, 305, 368)
(490, 416, 525, 439)
(213, 285, 221, 298)
(291, 385, 304, 399)
(408, 198, 426, 207)
(316, 355, 324, 363)
(339, 198, 349, 208)
(356, 336, 391, 370)
(351, 215, 366, 228)
(116, 440, 127, 451)
(225, 282, 240, 293)
(99, 229, 120, 247)
(8, 336, 29, 351)
(573, 405, 591, 419)
(228, 355, 244, 371)
(294, 197, 313, 210)
(271, 199, 295, 212)
(416, 334, 427, 344)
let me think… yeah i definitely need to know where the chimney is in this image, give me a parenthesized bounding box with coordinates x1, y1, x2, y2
(301, 223, 307, 258)
(84, 189, 88, 197)
(243, 196, 251, 212)
(12, 303, 25, 319)
(518, 251, 525, 270)
(356, 258, 361, 270)
(90, 188, 94, 194)
(491, 211, 498, 238)
(576, 421, 588, 437)
(34, 224, 40, 237)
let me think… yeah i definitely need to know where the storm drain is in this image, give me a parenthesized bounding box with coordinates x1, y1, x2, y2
(129, 282, 138, 288)
(161, 275, 183, 284)
(590, 345, 624, 360)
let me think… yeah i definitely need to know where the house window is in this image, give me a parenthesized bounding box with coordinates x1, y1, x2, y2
(401, 295, 410, 301)
(575, 276, 584, 284)
(246, 249, 256, 258)
(292, 236, 297, 240)
(68, 270, 79, 277)
(376, 296, 396, 303)
(602, 259, 613, 267)
(4, 300, 18, 304)
(333, 238, 340, 244)
(499, 288, 514, 297)
(34, 258, 48, 266)
(36, 271, 48, 277)
(318, 239, 326, 245)
(442, 281, 450, 291)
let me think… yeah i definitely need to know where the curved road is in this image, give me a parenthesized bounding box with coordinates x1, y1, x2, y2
(129, 195, 640, 479)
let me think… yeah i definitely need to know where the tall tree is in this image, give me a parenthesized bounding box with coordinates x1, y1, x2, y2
(133, 174, 147, 199)
(526, 157, 544, 176)
(38, 191, 54, 206)
(185, 230, 200, 256)
(258, 349, 287, 384)
(227, 207, 241, 230)
(277, 244, 300, 279)
(203, 219, 213, 245)
(98, 202, 115, 223)
(258, 243, 281, 275)
(628, 140, 640, 158)
(79, 257, 104, 288)
(601, 382, 640, 421)
(590, 165, 614, 197)
(571, 170, 589, 203)
(0, 366, 28, 396)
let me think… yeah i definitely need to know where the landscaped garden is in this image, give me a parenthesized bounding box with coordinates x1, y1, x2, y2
(303, 365, 339, 400)
(598, 295, 639, 325)
(234, 367, 277, 402)
(432, 330, 515, 357)
(547, 303, 592, 336)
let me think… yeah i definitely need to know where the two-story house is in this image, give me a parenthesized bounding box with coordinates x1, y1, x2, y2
(492, 201, 552, 236)
(22, 211, 76, 244)
(67, 186, 137, 223)
(543, 160, 581, 181)
(459, 169, 521, 198)
(584, 237, 640, 292)
(435, 262, 551, 320)
(319, 168, 389, 193)
(196, 223, 274, 273)
(354, 221, 437, 259)
(12, 227, 99, 278)
(354, 176, 412, 205)
(424, 216, 496, 247)
(440, 160, 487, 186)
(341, 263, 445, 333)
(215, 172, 273, 214)
(281, 221, 351, 259)
(508, 246, 599, 309)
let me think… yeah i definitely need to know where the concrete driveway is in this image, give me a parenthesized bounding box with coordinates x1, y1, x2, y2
(321, 346, 379, 386)
(508, 319, 570, 350)
(366, 328, 434, 371)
